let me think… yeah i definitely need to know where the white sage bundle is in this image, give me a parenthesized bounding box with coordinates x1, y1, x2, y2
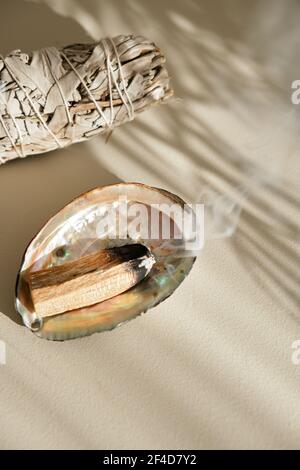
(0, 35, 172, 164)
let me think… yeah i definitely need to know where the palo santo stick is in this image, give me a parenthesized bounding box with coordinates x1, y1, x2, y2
(28, 244, 155, 318)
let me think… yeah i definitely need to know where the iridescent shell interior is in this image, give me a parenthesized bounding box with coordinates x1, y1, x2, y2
(15, 183, 196, 341)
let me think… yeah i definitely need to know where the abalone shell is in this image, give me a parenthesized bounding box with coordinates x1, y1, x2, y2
(15, 183, 196, 340)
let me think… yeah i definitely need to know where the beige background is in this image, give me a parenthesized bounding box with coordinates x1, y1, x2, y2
(0, 0, 300, 449)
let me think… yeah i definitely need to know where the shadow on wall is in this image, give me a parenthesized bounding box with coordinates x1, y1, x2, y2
(0, 0, 90, 54)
